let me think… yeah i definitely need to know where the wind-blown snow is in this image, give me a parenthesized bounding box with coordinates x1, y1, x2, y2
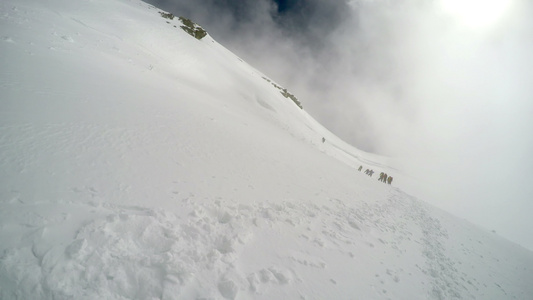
(1, 0, 532, 299)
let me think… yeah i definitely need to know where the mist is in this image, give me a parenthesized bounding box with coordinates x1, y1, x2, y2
(145, 0, 533, 250)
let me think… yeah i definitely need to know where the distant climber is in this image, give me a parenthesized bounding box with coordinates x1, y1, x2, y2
(322, 137, 326, 143)
(379, 172, 385, 182)
(387, 176, 393, 185)
(368, 170, 374, 177)
(358, 166, 363, 172)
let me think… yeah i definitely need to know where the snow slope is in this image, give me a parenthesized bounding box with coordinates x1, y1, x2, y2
(1, 0, 532, 299)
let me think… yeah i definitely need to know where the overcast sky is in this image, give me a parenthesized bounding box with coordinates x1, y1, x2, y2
(145, 0, 533, 250)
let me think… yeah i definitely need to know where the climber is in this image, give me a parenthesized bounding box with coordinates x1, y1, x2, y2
(379, 172, 385, 182)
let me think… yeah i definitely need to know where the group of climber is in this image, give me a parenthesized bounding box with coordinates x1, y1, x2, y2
(378, 172, 393, 185)
(358, 165, 393, 185)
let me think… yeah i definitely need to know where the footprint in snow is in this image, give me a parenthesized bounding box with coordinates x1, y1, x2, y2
(2, 36, 15, 43)
(61, 35, 74, 42)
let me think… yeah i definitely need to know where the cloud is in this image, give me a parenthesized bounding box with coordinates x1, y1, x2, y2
(146, 0, 533, 249)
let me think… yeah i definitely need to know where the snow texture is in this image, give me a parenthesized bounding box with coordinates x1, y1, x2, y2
(1, 0, 532, 299)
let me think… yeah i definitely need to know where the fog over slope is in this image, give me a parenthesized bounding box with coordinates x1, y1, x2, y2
(146, 0, 533, 252)
(1, 0, 532, 299)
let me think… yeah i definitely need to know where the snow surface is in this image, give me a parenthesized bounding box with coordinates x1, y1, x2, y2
(1, 0, 532, 299)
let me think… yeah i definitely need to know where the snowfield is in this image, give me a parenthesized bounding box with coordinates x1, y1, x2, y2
(1, 0, 532, 299)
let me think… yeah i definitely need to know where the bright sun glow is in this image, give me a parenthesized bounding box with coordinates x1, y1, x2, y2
(440, 0, 512, 28)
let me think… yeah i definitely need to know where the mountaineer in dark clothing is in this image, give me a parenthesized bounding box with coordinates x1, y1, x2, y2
(379, 172, 385, 182)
